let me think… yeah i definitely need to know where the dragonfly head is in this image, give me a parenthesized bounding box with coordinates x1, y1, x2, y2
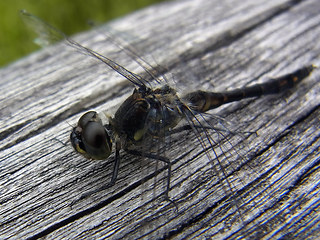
(70, 111, 112, 160)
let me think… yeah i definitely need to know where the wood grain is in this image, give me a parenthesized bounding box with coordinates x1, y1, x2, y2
(1, 0, 319, 239)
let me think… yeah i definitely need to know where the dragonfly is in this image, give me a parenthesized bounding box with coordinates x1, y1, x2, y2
(21, 10, 315, 210)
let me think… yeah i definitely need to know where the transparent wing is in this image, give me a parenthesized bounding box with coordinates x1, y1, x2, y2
(91, 23, 171, 86)
(20, 10, 147, 88)
(20, 9, 65, 47)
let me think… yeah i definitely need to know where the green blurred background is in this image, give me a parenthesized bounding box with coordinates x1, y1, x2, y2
(0, 0, 165, 67)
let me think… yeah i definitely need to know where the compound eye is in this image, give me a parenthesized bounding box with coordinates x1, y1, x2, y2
(78, 111, 99, 129)
(70, 111, 112, 160)
(82, 121, 112, 157)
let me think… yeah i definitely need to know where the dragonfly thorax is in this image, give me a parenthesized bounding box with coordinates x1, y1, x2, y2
(111, 86, 184, 146)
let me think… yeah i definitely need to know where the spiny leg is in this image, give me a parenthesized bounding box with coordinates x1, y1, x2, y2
(127, 149, 178, 210)
(71, 139, 121, 206)
(127, 150, 171, 194)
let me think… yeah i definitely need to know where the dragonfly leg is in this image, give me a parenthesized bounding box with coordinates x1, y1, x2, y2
(126, 149, 178, 210)
(109, 140, 121, 185)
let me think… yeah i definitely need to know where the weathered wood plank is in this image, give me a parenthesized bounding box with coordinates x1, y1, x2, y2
(1, 0, 319, 239)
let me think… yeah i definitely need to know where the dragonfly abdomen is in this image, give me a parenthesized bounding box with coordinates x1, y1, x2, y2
(184, 65, 315, 113)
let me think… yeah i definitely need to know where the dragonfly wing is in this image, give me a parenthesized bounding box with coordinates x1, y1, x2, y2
(20, 10, 65, 47)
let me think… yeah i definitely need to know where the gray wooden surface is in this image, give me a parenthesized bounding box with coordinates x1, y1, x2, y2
(1, 0, 320, 239)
